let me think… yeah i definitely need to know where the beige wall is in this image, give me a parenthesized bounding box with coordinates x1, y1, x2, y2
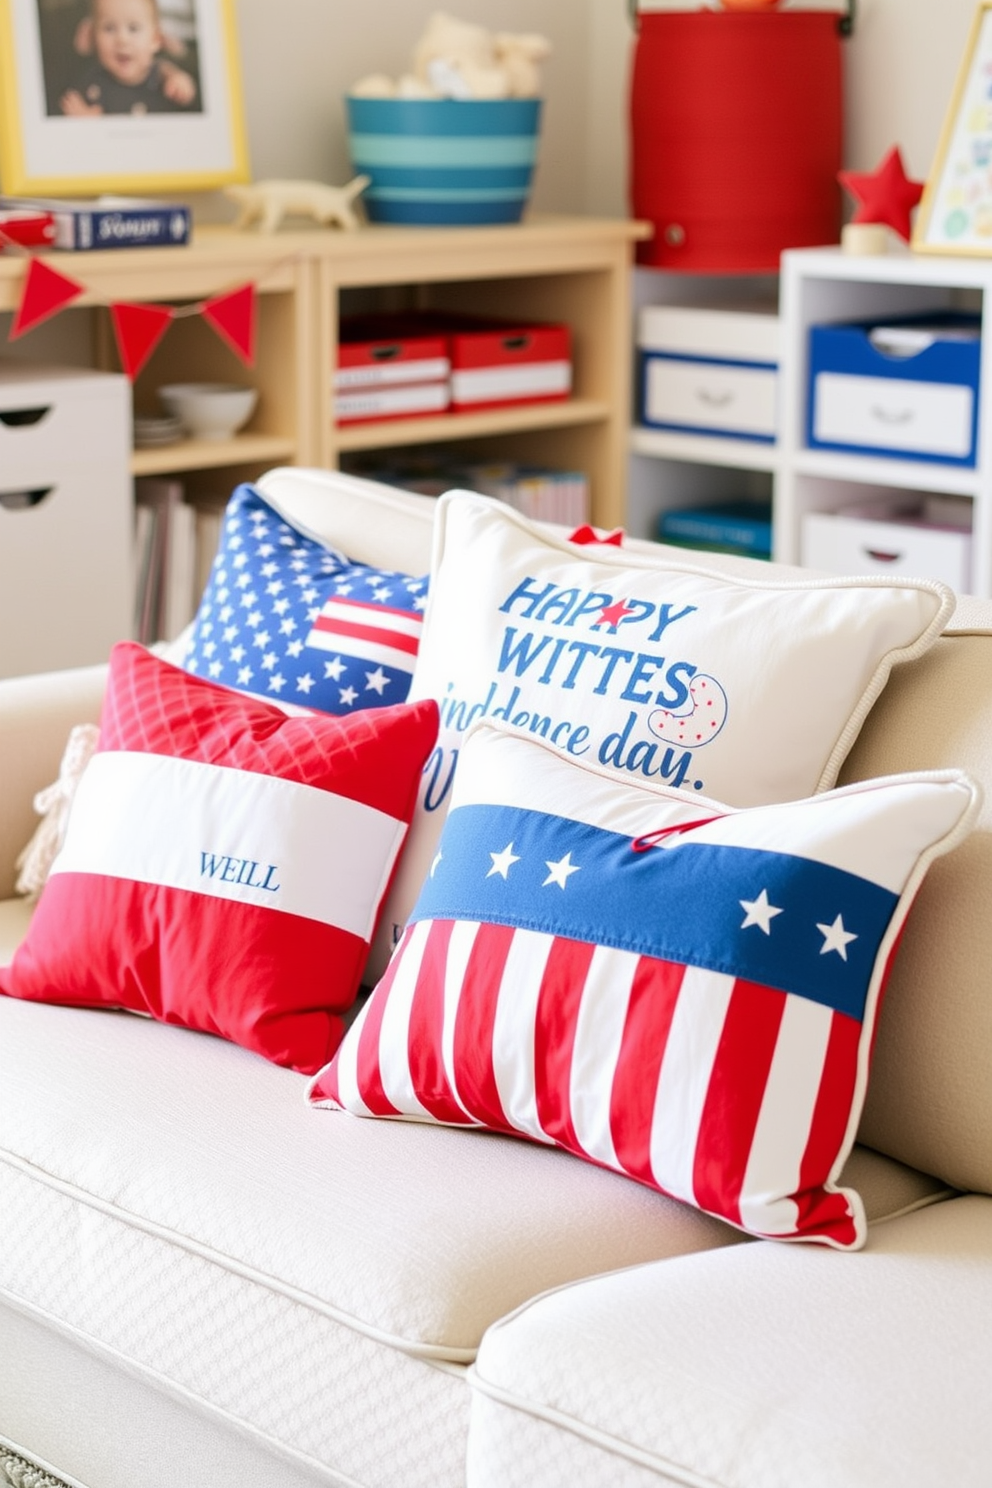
(231, 0, 979, 222)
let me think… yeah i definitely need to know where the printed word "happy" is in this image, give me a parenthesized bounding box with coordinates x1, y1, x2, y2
(499, 577, 697, 640)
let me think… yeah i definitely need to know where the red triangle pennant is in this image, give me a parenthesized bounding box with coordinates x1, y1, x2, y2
(110, 302, 174, 380)
(10, 258, 85, 340)
(201, 282, 256, 366)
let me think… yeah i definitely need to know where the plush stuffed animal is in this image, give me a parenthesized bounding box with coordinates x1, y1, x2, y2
(225, 176, 370, 233)
(350, 12, 550, 101)
(493, 31, 552, 98)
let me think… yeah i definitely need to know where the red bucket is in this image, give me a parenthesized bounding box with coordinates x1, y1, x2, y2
(630, 10, 845, 272)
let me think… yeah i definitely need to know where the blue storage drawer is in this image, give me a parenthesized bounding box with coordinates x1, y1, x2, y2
(806, 316, 981, 467)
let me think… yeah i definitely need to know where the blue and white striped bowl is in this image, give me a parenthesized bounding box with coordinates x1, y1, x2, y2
(346, 96, 542, 226)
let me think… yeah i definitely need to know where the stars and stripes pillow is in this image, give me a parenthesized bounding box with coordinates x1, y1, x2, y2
(0, 643, 440, 1074)
(182, 483, 428, 714)
(369, 492, 954, 983)
(310, 722, 979, 1248)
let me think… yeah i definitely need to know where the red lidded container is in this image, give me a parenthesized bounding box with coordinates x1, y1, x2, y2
(630, 8, 845, 272)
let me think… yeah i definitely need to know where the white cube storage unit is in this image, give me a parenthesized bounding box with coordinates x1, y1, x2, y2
(638, 304, 780, 443)
(0, 364, 132, 677)
(630, 252, 992, 597)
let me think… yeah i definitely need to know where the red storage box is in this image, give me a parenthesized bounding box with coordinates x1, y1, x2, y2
(335, 314, 451, 424)
(448, 319, 572, 411)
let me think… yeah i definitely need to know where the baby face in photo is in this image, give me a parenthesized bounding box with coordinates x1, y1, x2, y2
(92, 0, 163, 87)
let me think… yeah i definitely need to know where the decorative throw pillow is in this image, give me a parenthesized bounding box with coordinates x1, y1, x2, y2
(311, 723, 979, 1248)
(183, 482, 428, 714)
(0, 643, 439, 1074)
(369, 491, 955, 976)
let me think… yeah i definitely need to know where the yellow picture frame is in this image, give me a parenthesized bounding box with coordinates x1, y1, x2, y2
(915, 0, 992, 255)
(0, 0, 249, 196)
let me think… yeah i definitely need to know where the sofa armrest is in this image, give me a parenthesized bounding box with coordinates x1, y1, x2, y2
(0, 663, 107, 899)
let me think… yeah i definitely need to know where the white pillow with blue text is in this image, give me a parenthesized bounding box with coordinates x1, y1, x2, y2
(368, 492, 954, 979)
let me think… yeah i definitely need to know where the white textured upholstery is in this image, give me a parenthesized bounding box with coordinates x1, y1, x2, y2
(468, 1195, 992, 1488)
(0, 992, 742, 1487)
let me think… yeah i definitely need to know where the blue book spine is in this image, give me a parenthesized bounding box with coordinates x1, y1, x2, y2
(54, 204, 191, 251)
(659, 507, 772, 555)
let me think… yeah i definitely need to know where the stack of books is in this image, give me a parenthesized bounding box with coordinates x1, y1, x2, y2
(0, 196, 190, 251)
(344, 452, 589, 527)
(133, 481, 227, 644)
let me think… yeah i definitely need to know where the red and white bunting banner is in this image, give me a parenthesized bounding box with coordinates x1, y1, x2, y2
(9, 258, 85, 340)
(201, 282, 256, 366)
(110, 301, 175, 380)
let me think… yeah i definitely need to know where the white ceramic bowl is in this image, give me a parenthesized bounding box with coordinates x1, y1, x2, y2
(157, 382, 258, 441)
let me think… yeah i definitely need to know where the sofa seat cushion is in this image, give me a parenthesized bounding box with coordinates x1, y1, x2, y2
(0, 997, 751, 1481)
(467, 1195, 992, 1488)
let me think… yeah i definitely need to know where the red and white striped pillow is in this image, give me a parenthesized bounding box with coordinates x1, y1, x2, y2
(0, 643, 439, 1073)
(310, 723, 979, 1247)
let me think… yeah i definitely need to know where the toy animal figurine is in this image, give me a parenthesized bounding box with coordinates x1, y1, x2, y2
(225, 176, 371, 233)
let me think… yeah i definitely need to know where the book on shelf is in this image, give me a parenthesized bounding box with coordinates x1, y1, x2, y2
(134, 478, 198, 645)
(656, 501, 773, 560)
(191, 493, 230, 604)
(0, 195, 190, 251)
(344, 453, 590, 527)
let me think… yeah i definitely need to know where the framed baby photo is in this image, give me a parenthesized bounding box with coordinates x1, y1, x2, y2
(0, 0, 249, 195)
(915, 0, 992, 254)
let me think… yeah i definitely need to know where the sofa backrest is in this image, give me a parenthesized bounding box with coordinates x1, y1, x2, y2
(838, 603, 992, 1197)
(257, 467, 992, 1198)
(257, 466, 437, 574)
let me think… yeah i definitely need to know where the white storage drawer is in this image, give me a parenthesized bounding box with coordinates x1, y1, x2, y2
(805, 317, 981, 466)
(638, 304, 780, 442)
(802, 511, 972, 592)
(0, 365, 133, 677)
(0, 365, 129, 479)
(811, 373, 974, 461)
(642, 359, 778, 439)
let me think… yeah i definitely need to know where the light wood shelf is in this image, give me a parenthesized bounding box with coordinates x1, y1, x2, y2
(335, 397, 611, 453)
(630, 425, 780, 473)
(0, 216, 647, 529)
(130, 433, 297, 477)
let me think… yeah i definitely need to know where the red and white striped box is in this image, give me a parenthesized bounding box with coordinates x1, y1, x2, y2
(448, 320, 572, 411)
(335, 315, 450, 424)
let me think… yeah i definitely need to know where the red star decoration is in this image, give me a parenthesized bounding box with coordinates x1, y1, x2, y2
(597, 598, 636, 629)
(839, 147, 925, 242)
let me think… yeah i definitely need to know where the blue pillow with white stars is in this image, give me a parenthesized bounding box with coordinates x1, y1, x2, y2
(182, 483, 428, 714)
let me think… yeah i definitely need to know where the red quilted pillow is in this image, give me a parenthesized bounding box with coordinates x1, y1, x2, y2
(0, 643, 439, 1073)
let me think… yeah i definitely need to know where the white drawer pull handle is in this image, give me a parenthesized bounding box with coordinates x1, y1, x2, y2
(696, 389, 733, 408)
(870, 406, 914, 426)
(0, 405, 51, 428)
(863, 546, 902, 564)
(0, 486, 54, 511)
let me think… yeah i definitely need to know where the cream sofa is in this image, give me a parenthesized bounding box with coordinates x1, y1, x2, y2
(1, 468, 991, 1488)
